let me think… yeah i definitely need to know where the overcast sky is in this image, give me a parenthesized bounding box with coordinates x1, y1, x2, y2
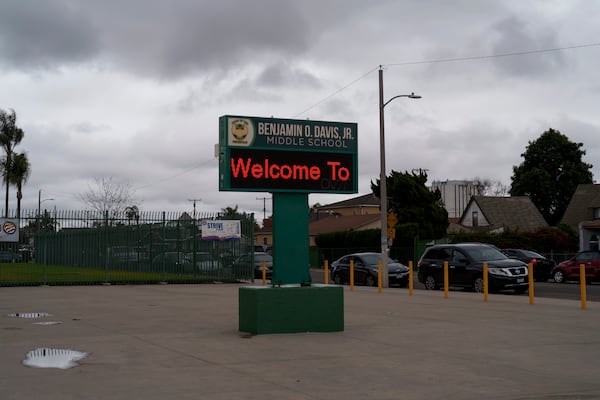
(1, 0, 599, 220)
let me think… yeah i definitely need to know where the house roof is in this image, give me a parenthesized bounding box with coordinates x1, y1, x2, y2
(309, 213, 381, 236)
(460, 196, 547, 232)
(317, 193, 380, 210)
(561, 184, 600, 230)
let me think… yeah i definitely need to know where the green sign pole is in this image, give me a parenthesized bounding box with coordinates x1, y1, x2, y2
(271, 192, 310, 285)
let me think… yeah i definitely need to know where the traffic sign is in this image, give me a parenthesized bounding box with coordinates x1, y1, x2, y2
(387, 227, 396, 239)
(387, 213, 398, 228)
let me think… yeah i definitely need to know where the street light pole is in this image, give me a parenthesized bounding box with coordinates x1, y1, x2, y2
(378, 66, 421, 288)
(37, 189, 55, 233)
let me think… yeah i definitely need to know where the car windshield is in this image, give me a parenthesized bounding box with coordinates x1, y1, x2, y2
(463, 246, 507, 262)
(255, 254, 272, 262)
(520, 250, 543, 258)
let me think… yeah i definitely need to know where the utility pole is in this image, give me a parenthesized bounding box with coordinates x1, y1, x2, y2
(256, 197, 271, 222)
(188, 198, 202, 219)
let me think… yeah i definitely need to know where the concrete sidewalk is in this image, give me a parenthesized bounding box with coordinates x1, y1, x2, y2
(1, 283, 599, 400)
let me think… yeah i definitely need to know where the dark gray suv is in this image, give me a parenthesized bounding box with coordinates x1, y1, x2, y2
(417, 243, 529, 293)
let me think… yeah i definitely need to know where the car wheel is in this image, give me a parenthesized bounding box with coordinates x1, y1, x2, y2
(333, 273, 343, 285)
(553, 270, 565, 283)
(365, 274, 376, 287)
(424, 275, 438, 290)
(473, 276, 484, 293)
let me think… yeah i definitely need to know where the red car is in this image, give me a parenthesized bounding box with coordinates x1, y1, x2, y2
(552, 250, 600, 283)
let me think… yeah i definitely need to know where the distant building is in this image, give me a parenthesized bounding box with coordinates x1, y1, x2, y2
(431, 180, 479, 219)
(560, 184, 600, 251)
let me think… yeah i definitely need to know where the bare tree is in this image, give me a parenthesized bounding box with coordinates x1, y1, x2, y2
(79, 177, 136, 220)
(472, 177, 509, 197)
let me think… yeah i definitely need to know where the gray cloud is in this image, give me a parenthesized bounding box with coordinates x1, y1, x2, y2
(0, 0, 315, 79)
(0, 1, 100, 69)
(256, 63, 321, 89)
(491, 16, 565, 78)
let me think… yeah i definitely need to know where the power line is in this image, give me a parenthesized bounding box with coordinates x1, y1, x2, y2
(385, 42, 600, 67)
(293, 41, 600, 118)
(293, 66, 379, 117)
(134, 158, 216, 191)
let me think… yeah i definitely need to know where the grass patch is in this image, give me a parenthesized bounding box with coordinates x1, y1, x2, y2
(0, 263, 247, 286)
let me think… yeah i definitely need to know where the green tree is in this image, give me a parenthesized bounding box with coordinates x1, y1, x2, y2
(371, 170, 448, 239)
(8, 152, 30, 220)
(0, 108, 25, 217)
(510, 128, 593, 226)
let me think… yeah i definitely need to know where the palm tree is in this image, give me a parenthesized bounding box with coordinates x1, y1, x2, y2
(8, 152, 31, 220)
(0, 109, 25, 217)
(220, 205, 239, 217)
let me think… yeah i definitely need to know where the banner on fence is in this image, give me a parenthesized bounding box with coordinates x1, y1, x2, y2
(201, 220, 241, 240)
(0, 218, 19, 242)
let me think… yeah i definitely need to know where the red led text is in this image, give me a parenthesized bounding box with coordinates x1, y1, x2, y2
(231, 157, 350, 181)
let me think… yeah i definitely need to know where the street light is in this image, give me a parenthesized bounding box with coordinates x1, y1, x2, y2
(37, 189, 55, 232)
(378, 66, 421, 288)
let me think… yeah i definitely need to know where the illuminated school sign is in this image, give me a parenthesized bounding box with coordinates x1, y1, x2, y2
(219, 115, 358, 193)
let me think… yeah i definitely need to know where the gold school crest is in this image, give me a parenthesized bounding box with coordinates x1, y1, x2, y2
(229, 118, 254, 146)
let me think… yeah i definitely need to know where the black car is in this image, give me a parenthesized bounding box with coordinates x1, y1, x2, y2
(234, 252, 273, 279)
(0, 251, 22, 263)
(330, 252, 409, 287)
(418, 243, 529, 293)
(501, 248, 555, 281)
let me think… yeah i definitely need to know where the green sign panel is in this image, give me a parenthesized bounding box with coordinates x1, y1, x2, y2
(219, 115, 358, 194)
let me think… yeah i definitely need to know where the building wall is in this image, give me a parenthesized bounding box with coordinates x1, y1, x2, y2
(432, 180, 479, 219)
(461, 202, 489, 227)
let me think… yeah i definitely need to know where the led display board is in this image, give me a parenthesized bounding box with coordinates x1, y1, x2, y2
(219, 115, 358, 193)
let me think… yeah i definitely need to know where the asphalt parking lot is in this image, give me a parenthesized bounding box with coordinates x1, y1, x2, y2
(1, 283, 600, 400)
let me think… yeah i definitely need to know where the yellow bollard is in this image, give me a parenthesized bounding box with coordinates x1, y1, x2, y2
(409, 261, 414, 296)
(378, 261, 382, 293)
(580, 264, 587, 310)
(483, 262, 488, 302)
(324, 260, 329, 285)
(528, 263, 534, 305)
(261, 260, 266, 284)
(443, 261, 449, 299)
(350, 259, 354, 291)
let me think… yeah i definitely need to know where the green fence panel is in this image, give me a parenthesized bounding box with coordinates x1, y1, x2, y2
(0, 209, 254, 286)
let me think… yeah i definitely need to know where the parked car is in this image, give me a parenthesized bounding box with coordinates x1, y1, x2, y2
(501, 248, 555, 281)
(330, 252, 409, 287)
(234, 252, 273, 279)
(151, 252, 192, 272)
(551, 250, 600, 283)
(185, 252, 222, 273)
(418, 243, 529, 293)
(0, 251, 22, 263)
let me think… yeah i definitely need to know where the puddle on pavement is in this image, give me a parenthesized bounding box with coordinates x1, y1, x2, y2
(23, 348, 88, 369)
(7, 312, 52, 318)
(32, 321, 62, 326)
